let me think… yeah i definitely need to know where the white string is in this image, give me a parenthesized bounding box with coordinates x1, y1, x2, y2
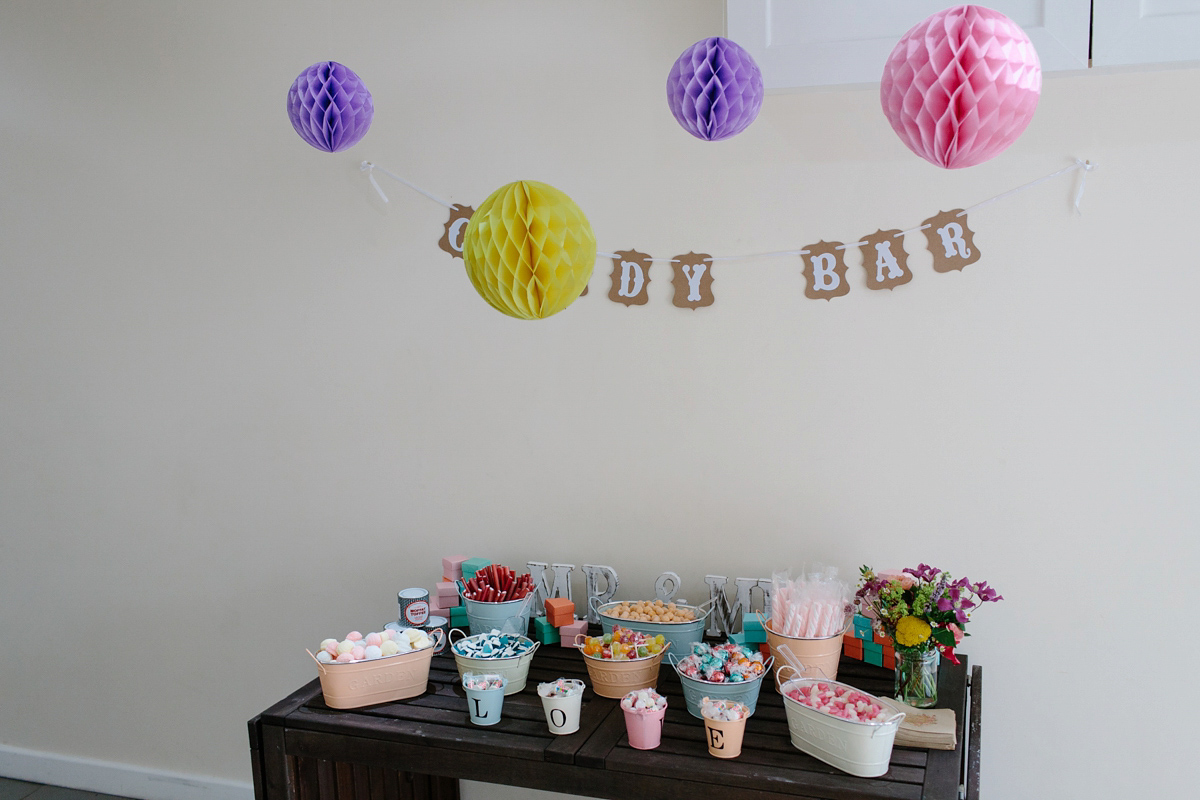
(360, 161, 455, 209)
(1073, 159, 1096, 214)
(957, 160, 1089, 218)
(362, 158, 1094, 262)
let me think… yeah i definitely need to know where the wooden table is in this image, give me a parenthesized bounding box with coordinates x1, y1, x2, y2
(249, 644, 981, 800)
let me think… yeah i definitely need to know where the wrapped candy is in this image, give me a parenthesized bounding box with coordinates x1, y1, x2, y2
(676, 641, 765, 683)
(620, 688, 667, 713)
(785, 682, 890, 723)
(579, 626, 666, 660)
(770, 566, 853, 638)
(452, 629, 535, 659)
(537, 678, 585, 699)
(700, 697, 749, 722)
(462, 672, 505, 690)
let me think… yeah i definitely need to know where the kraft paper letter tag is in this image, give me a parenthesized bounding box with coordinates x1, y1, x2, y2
(801, 241, 850, 300)
(922, 210, 981, 273)
(670, 252, 714, 309)
(437, 204, 475, 259)
(608, 249, 652, 306)
(859, 230, 913, 290)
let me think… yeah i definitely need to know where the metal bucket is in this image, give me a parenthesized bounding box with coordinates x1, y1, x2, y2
(449, 629, 539, 695)
(593, 598, 713, 656)
(778, 667, 905, 777)
(669, 654, 772, 719)
(460, 585, 534, 636)
(309, 632, 442, 709)
(574, 634, 671, 699)
(764, 614, 848, 686)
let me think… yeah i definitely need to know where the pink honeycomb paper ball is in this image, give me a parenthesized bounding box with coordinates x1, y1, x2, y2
(880, 5, 1041, 169)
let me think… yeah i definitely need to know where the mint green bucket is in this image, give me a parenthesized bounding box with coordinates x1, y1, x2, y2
(459, 586, 534, 636)
(669, 654, 772, 719)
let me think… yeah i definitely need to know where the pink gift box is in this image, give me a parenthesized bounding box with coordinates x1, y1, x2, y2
(558, 617, 587, 647)
(441, 555, 468, 579)
(431, 593, 459, 612)
(436, 580, 460, 599)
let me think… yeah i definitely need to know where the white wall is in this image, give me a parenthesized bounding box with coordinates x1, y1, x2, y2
(1, 2, 1196, 799)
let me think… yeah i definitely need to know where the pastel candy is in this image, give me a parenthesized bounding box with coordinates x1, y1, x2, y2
(365, 632, 383, 647)
(364, 645, 383, 660)
(381, 639, 400, 656)
(336, 640, 355, 655)
(316, 650, 333, 664)
(347, 631, 363, 642)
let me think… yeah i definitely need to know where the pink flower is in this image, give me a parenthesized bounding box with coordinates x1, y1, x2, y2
(878, 569, 916, 590)
(948, 623, 964, 647)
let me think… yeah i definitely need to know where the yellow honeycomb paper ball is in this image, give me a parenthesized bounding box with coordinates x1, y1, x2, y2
(462, 180, 596, 319)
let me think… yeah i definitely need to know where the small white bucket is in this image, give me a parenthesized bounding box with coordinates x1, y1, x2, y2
(538, 679, 585, 735)
(779, 667, 906, 778)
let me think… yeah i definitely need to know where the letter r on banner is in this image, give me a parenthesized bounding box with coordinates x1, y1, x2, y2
(922, 210, 982, 272)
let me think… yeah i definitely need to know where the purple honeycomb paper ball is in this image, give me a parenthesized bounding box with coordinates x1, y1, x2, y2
(666, 37, 763, 141)
(287, 61, 374, 153)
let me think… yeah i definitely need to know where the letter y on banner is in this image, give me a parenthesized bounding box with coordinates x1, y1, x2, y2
(671, 252, 714, 309)
(922, 210, 981, 272)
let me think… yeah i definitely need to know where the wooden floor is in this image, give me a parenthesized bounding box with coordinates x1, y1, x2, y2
(0, 778, 135, 800)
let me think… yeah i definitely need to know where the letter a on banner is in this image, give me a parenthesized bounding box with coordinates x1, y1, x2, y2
(922, 210, 982, 273)
(671, 252, 715, 309)
(608, 249, 652, 306)
(437, 204, 475, 259)
(859, 229, 912, 290)
(801, 241, 850, 300)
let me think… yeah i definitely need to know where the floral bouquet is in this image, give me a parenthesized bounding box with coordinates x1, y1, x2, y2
(857, 564, 1001, 707)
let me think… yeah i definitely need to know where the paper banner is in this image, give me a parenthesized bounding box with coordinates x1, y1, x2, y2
(671, 252, 714, 309)
(802, 241, 850, 300)
(609, 249, 652, 306)
(859, 230, 912, 290)
(437, 204, 474, 259)
(922, 210, 981, 272)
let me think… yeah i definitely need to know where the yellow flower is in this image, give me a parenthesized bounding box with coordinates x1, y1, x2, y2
(895, 616, 932, 647)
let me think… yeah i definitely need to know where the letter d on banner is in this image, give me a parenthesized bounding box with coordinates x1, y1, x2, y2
(608, 249, 652, 306)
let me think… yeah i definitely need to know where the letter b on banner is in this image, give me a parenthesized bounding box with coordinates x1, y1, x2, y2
(801, 241, 850, 300)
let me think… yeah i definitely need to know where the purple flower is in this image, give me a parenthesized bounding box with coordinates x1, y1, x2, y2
(904, 563, 942, 583)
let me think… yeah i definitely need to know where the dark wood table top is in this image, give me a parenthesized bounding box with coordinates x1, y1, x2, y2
(251, 642, 979, 800)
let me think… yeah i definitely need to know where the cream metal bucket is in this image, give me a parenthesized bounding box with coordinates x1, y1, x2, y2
(778, 666, 906, 778)
(449, 629, 540, 695)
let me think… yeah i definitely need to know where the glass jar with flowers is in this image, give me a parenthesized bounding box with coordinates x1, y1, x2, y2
(856, 564, 1002, 708)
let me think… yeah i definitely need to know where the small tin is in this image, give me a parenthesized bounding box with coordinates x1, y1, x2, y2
(425, 615, 449, 654)
(398, 588, 431, 627)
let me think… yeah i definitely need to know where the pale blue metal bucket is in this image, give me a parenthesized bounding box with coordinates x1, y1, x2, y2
(593, 598, 713, 655)
(669, 654, 772, 719)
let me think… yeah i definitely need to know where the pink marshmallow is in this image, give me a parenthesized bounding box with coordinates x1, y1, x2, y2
(335, 653, 354, 663)
(365, 632, 383, 647)
(347, 631, 363, 642)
